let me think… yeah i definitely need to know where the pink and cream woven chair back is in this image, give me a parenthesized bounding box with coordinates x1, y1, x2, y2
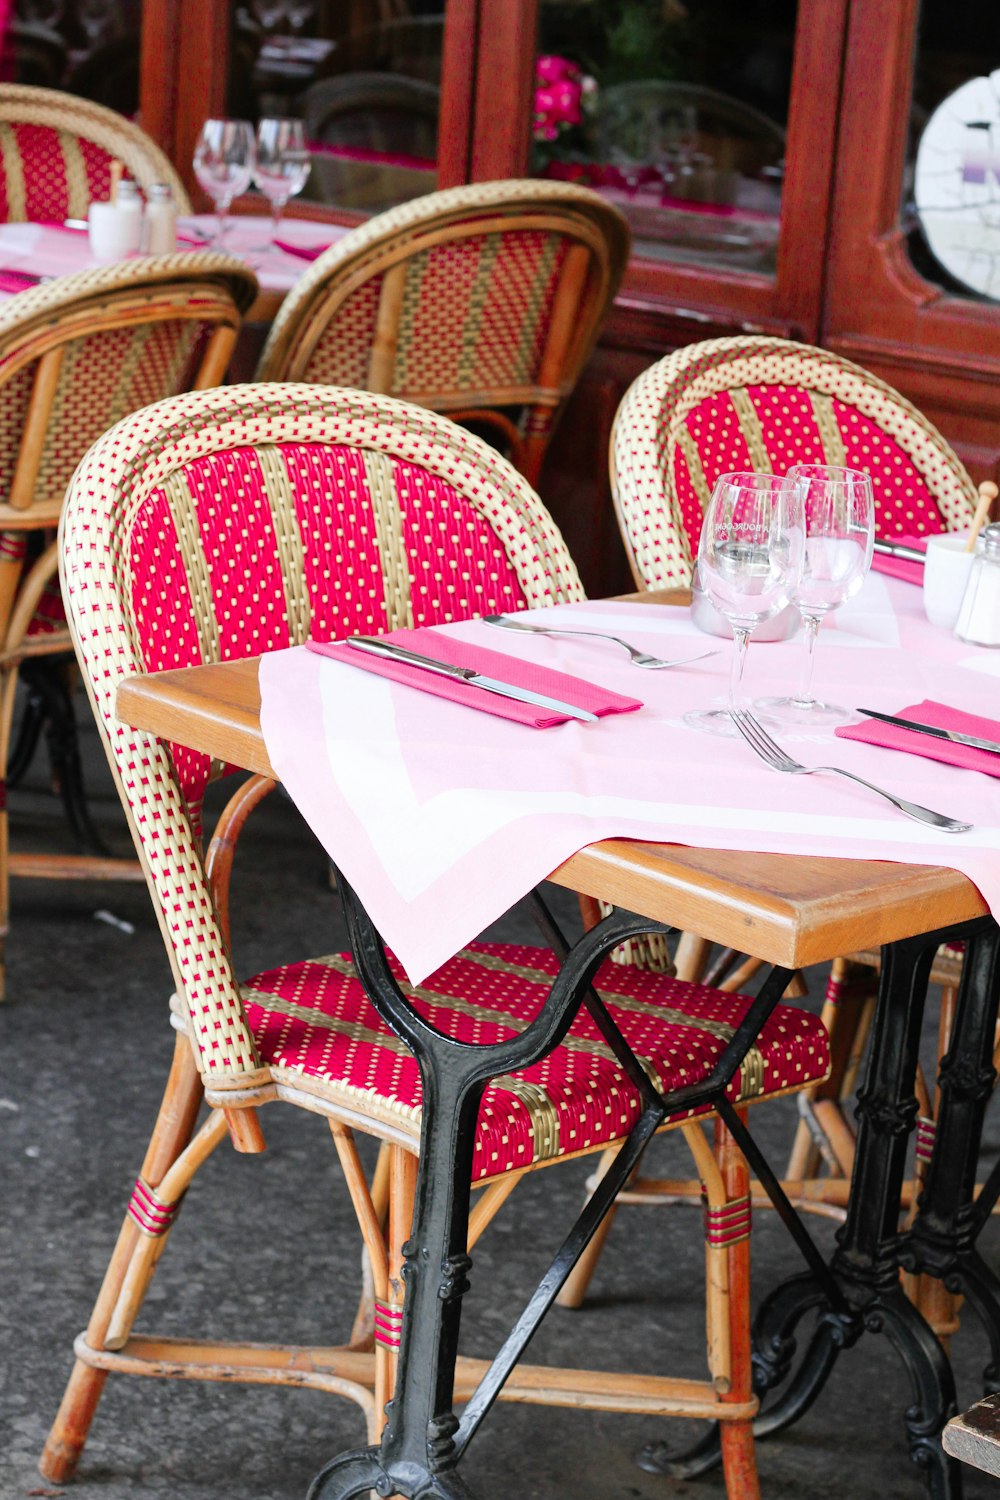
(0, 253, 257, 658)
(59, 384, 584, 1093)
(611, 335, 979, 590)
(257, 179, 630, 486)
(0, 84, 190, 221)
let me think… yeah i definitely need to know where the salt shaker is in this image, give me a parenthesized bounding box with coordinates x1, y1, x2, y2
(955, 522, 1000, 646)
(144, 182, 177, 253)
(87, 177, 143, 259)
(114, 178, 144, 248)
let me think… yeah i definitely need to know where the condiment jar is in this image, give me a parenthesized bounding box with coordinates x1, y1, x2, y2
(113, 178, 144, 249)
(955, 522, 1000, 646)
(87, 178, 143, 259)
(143, 182, 177, 253)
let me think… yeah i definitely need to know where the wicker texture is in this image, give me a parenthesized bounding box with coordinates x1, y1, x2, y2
(241, 942, 829, 1180)
(60, 384, 585, 1082)
(257, 180, 630, 483)
(0, 84, 190, 221)
(48, 385, 830, 1490)
(0, 254, 256, 999)
(611, 335, 979, 589)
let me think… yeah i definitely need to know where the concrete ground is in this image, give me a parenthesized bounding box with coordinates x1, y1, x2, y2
(2, 701, 999, 1500)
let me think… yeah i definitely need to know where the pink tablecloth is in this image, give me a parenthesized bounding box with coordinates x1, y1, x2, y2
(0, 215, 345, 301)
(259, 574, 1000, 982)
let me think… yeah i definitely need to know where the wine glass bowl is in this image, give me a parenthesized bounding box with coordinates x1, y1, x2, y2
(193, 119, 255, 246)
(757, 464, 874, 726)
(684, 471, 804, 736)
(253, 117, 311, 242)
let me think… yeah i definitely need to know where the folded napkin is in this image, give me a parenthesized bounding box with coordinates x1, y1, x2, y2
(307, 626, 643, 728)
(0, 270, 41, 293)
(870, 533, 929, 586)
(273, 239, 329, 262)
(836, 698, 1000, 778)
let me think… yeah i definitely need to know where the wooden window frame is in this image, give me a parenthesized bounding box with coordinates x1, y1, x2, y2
(138, 0, 478, 224)
(821, 0, 1000, 482)
(468, 0, 850, 347)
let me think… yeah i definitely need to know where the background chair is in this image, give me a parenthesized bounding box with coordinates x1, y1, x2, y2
(0, 83, 189, 220)
(42, 383, 830, 1498)
(0, 253, 257, 998)
(256, 179, 630, 487)
(558, 333, 978, 1324)
(299, 72, 439, 214)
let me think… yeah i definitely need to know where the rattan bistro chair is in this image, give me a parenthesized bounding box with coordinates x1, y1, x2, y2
(0, 83, 190, 219)
(256, 179, 630, 487)
(557, 335, 977, 1318)
(41, 384, 830, 1497)
(0, 254, 257, 998)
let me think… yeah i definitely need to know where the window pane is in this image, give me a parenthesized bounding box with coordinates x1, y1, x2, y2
(908, 1, 1000, 302)
(531, 0, 795, 276)
(4, 0, 141, 111)
(228, 1, 441, 216)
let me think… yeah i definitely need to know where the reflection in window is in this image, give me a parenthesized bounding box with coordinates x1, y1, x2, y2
(230, 1, 440, 216)
(907, 1, 1000, 302)
(531, 0, 795, 276)
(4, 0, 141, 112)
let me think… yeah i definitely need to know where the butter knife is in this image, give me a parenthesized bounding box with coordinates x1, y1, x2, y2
(873, 539, 926, 564)
(345, 636, 599, 722)
(858, 707, 1000, 755)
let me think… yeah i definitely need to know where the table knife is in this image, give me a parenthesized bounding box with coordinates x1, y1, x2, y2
(873, 539, 927, 563)
(345, 636, 599, 722)
(858, 707, 1000, 754)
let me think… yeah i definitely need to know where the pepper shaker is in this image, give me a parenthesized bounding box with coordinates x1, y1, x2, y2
(955, 522, 1000, 646)
(143, 182, 177, 253)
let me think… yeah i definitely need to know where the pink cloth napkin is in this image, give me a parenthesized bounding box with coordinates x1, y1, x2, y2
(306, 626, 642, 728)
(870, 534, 929, 585)
(273, 239, 329, 262)
(837, 698, 1000, 778)
(0, 270, 40, 293)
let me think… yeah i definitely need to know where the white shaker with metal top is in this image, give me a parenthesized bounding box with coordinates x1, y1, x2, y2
(955, 522, 1000, 646)
(143, 182, 177, 253)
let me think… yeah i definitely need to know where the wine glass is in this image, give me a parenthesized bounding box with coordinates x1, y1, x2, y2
(253, 117, 311, 245)
(757, 464, 874, 726)
(684, 472, 804, 736)
(193, 119, 255, 247)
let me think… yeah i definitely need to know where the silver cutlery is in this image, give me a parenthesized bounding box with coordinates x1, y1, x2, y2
(728, 707, 972, 833)
(858, 708, 1000, 756)
(873, 538, 926, 564)
(344, 636, 598, 722)
(482, 614, 718, 670)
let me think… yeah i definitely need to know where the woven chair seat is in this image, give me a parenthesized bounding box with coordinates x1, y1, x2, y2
(239, 941, 831, 1182)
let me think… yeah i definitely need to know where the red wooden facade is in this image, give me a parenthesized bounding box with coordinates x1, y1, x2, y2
(130, 0, 1000, 596)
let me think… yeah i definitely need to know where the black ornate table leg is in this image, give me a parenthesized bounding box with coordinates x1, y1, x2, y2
(900, 924, 1000, 1405)
(307, 877, 803, 1500)
(641, 920, 997, 1494)
(308, 879, 683, 1500)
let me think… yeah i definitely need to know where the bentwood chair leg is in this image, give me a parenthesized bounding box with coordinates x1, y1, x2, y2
(0, 659, 22, 1001)
(555, 1147, 618, 1309)
(785, 958, 873, 1182)
(39, 1036, 207, 1483)
(715, 1116, 760, 1500)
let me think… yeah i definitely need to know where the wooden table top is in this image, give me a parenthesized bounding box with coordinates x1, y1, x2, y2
(116, 645, 987, 971)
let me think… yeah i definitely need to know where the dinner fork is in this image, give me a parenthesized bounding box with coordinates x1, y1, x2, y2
(482, 614, 718, 670)
(728, 708, 972, 833)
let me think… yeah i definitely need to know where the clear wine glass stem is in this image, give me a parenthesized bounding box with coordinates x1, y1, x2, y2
(270, 196, 287, 242)
(791, 612, 822, 709)
(215, 198, 232, 247)
(729, 625, 751, 709)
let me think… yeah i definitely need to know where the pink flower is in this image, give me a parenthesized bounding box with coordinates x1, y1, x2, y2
(548, 78, 582, 126)
(535, 54, 577, 85)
